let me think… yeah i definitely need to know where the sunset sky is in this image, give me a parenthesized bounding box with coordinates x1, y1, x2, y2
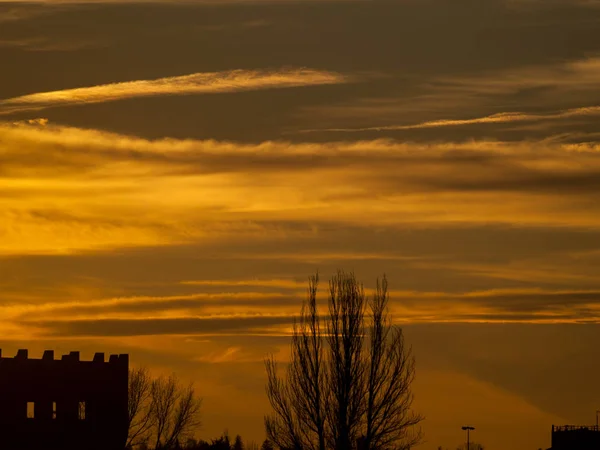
(2, 0, 600, 448)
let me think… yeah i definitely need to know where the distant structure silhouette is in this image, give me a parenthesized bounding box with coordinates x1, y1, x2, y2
(550, 424, 600, 450)
(0, 348, 128, 450)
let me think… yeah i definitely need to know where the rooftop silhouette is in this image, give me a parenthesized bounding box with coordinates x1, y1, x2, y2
(550, 424, 600, 450)
(0, 349, 128, 450)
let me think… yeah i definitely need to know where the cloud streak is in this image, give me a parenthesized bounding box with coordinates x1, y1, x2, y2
(0, 68, 346, 114)
(299, 56, 600, 136)
(11, 287, 600, 340)
(3, 122, 600, 254)
(305, 105, 600, 133)
(26, 315, 295, 337)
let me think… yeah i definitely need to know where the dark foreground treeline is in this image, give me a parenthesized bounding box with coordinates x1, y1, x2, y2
(133, 433, 272, 450)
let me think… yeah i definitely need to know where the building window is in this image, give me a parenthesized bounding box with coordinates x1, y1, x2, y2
(78, 401, 86, 420)
(52, 402, 57, 419)
(26, 402, 35, 419)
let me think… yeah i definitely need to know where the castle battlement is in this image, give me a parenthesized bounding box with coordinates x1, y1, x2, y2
(0, 348, 129, 450)
(0, 348, 128, 364)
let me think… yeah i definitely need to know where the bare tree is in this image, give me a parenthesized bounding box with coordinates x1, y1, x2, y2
(264, 357, 303, 450)
(363, 277, 422, 450)
(265, 274, 326, 450)
(260, 440, 275, 450)
(291, 274, 327, 450)
(233, 435, 245, 450)
(128, 369, 202, 450)
(151, 374, 202, 450)
(128, 367, 154, 448)
(265, 271, 422, 450)
(326, 272, 366, 450)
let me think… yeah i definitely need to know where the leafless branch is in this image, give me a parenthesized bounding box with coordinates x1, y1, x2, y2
(264, 271, 422, 450)
(127, 367, 154, 448)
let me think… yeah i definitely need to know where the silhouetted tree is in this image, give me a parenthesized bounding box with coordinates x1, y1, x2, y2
(233, 435, 245, 450)
(185, 438, 199, 449)
(265, 274, 325, 450)
(363, 277, 422, 449)
(195, 439, 213, 450)
(211, 432, 231, 450)
(327, 273, 365, 450)
(127, 369, 202, 450)
(128, 367, 154, 448)
(265, 271, 422, 450)
(177, 434, 265, 450)
(260, 440, 275, 450)
(151, 374, 202, 450)
(456, 443, 484, 450)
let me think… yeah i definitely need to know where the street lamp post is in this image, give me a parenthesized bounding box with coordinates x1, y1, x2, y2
(596, 410, 600, 429)
(461, 426, 475, 450)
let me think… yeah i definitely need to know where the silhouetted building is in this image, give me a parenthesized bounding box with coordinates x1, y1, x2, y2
(551, 425, 600, 450)
(0, 348, 128, 450)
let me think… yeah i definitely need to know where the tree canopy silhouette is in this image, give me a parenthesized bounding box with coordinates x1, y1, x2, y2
(456, 443, 484, 450)
(265, 271, 422, 450)
(127, 368, 202, 450)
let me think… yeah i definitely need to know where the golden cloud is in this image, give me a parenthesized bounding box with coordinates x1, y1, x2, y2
(310, 105, 600, 132)
(6, 286, 600, 343)
(2, 122, 600, 255)
(300, 56, 600, 133)
(0, 68, 347, 114)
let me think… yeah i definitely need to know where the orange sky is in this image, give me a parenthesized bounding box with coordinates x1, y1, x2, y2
(2, 0, 600, 448)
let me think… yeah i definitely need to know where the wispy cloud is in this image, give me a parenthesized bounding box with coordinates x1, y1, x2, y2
(0, 36, 104, 52)
(25, 315, 295, 337)
(299, 56, 600, 135)
(439, 56, 600, 96)
(181, 279, 307, 289)
(306, 105, 600, 133)
(0, 4, 50, 23)
(10, 287, 600, 340)
(2, 122, 600, 254)
(309, 106, 600, 132)
(0, 68, 346, 114)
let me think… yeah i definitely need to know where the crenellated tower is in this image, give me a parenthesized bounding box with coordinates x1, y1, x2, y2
(0, 349, 129, 450)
